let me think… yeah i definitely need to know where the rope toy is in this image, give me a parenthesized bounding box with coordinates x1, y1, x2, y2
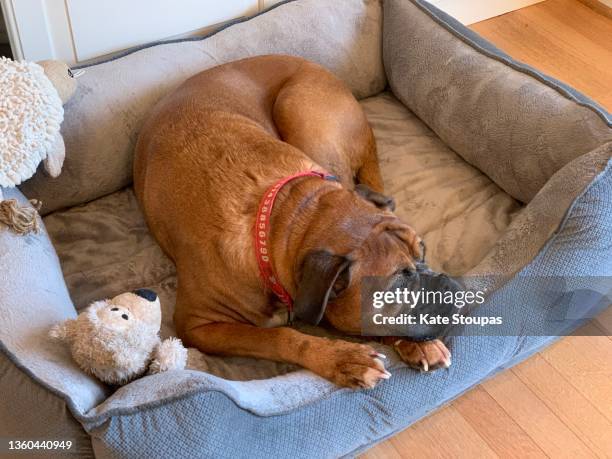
(0, 199, 42, 235)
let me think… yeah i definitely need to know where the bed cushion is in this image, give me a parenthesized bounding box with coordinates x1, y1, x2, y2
(383, 0, 612, 204)
(41, 91, 521, 385)
(41, 145, 612, 459)
(34, 94, 531, 406)
(364, 93, 521, 275)
(19, 0, 385, 216)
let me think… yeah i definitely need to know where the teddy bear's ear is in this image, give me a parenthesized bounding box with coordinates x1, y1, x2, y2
(49, 319, 75, 342)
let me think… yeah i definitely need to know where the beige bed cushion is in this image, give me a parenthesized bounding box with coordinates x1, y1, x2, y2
(45, 92, 611, 384)
(22, 0, 385, 215)
(364, 93, 521, 276)
(366, 93, 612, 281)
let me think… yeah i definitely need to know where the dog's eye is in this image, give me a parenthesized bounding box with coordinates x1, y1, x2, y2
(395, 267, 416, 278)
(121, 314, 129, 320)
(111, 307, 119, 311)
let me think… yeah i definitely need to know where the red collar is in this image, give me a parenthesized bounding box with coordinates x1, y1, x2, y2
(254, 170, 336, 322)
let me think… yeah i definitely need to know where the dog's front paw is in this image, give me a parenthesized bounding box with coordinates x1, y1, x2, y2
(394, 339, 451, 372)
(312, 341, 391, 389)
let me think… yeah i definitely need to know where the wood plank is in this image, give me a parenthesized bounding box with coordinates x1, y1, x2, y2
(388, 405, 498, 458)
(453, 386, 547, 458)
(482, 369, 595, 457)
(471, 0, 612, 109)
(360, 438, 403, 459)
(428, 0, 545, 26)
(513, 353, 612, 457)
(593, 306, 612, 337)
(524, 0, 612, 54)
(577, 0, 612, 19)
(540, 324, 612, 422)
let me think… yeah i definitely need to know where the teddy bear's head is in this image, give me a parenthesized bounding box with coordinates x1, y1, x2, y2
(94, 289, 162, 333)
(50, 289, 167, 385)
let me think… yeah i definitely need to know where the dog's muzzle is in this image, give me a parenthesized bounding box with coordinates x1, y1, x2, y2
(366, 263, 464, 339)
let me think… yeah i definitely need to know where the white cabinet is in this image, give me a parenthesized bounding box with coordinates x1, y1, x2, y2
(66, 0, 259, 62)
(1, 0, 259, 64)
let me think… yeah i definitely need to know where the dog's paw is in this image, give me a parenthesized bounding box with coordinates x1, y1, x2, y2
(394, 339, 451, 372)
(354, 184, 396, 211)
(314, 341, 391, 389)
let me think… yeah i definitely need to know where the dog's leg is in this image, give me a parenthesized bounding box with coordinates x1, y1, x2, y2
(355, 133, 385, 193)
(353, 134, 396, 211)
(183, 322, 391, 388)
(380, 337, 451, 372)
(272, 64, 380, 192)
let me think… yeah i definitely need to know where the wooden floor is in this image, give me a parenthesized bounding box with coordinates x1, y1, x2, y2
(362, 1, 612, 457)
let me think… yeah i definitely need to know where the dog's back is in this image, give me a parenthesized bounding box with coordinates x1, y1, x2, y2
(134, 55, 374, 266)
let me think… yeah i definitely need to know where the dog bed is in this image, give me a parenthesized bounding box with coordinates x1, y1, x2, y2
(2, 0, 611, 457)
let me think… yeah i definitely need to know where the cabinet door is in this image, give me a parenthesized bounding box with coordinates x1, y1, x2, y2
(2, 0, 258, 63)
(66, 0, 259, 62)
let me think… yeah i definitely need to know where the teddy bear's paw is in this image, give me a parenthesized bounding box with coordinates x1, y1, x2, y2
(149, 337, 188, 374)
(49, 320, 74, 341)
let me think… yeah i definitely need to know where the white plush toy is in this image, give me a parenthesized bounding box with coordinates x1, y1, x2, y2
(50, 289, 188, 386)
(0, 57, 77, 234)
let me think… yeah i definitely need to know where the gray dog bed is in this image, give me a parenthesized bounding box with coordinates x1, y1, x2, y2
(2, 0, 611, 457)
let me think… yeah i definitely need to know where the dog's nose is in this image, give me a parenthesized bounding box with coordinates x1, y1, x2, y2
(437, 273, 458, 290)
(133, 288, 158, 302)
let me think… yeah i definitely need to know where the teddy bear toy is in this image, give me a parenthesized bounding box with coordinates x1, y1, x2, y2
(50, 289, 188, 386)
(0, 57, 77, 234)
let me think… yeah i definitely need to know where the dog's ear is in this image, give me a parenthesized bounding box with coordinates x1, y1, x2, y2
(294, 250, 351, 325)
(355, 184, 395, 211)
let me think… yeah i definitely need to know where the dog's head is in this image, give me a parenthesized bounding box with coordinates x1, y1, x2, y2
(293, 190, 460, 338)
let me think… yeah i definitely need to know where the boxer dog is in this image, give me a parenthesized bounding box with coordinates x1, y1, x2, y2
(134, 55, 455, 388)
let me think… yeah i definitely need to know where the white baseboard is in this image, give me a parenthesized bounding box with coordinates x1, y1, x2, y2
(428, 0, 545, 25)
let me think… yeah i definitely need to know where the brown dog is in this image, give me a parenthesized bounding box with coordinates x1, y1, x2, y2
(134, 55, 451, 388)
